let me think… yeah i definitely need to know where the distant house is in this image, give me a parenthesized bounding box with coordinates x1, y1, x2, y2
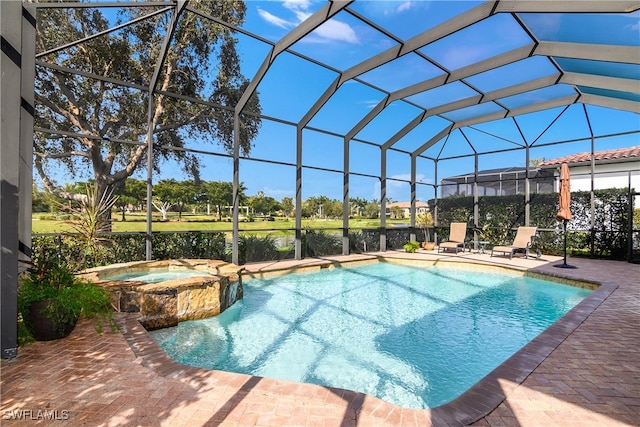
(386, 201, 429, 218)
(440, 146, 640, 198)
(440, 167, 555, 197)
(539, 146, 640, 193)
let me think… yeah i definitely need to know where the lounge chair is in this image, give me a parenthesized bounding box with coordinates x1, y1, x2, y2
(438, 222, 468, 254)
(491, 226, 538, 259)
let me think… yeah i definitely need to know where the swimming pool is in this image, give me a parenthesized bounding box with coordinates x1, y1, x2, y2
(150, 262, 592, 409)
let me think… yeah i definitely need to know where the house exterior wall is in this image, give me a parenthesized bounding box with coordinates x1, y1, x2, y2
(385, 203, 429, 218)
(562, 162, 640, 192)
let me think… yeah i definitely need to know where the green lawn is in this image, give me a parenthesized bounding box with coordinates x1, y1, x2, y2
(32, 212, 407, 234)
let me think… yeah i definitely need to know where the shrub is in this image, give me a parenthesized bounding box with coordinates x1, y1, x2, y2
(32, 231, 227, 269)
(18, 249, 115, 342)
(303, 228, 341, 257)
(403, 241, 420, 253)
(348, 229, 381, 253)
(387, 227, 413, 249)
(238, 234, 279, 264)
(432, 188, 630, 260)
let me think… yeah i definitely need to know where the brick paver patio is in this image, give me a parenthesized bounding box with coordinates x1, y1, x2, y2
(1, 252, 638, 426)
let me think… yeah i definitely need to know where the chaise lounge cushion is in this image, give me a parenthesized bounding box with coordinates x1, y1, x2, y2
(491, 226, 537, 259)
(438, 222, 468, 254)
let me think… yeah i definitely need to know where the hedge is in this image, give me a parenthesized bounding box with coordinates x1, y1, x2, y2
(31, 231, 226, 271)
(432, 188, 631, 259)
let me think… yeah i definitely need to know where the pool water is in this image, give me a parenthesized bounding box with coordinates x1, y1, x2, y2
(150, 262, 591, 409)
(104, 269, 211, 283)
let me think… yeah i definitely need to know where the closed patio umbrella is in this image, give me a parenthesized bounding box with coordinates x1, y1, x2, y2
(554, 163, 576, 268)
(556, 163, 572, 222)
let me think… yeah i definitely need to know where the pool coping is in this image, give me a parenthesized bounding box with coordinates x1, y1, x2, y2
(117, 255, 618, 426)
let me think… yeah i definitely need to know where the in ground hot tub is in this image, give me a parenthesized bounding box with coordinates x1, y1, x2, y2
(81, 260, 242, 329)
(103, 268, 215, 283)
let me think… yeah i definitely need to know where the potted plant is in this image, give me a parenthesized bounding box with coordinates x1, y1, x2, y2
(18, 253, 114, 341)
(403, 241, 420, 253)
(417, 211, 435, 250)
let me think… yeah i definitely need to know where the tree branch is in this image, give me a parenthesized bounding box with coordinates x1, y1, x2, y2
(35, 150, 91, 159)
(33, 155, 88, 202)
(112, 53, 177, 184)
(48, 72, 93, 133)
(34, 155, 58, 194)
(36, 94, 88, 138)
(154, 110, 206, 134)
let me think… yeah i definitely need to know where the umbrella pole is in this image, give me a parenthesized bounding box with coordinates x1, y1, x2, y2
(563, 219, 567, 265)
(555, 219, 576, 269)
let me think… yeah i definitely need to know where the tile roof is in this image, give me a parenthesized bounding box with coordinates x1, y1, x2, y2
(539, 146, 640, 167)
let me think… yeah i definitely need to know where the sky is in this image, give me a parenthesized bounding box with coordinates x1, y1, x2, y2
(45, 0, 640, 203)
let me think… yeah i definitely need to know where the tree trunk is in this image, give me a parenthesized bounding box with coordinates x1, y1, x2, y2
(95, 179, 115, 233)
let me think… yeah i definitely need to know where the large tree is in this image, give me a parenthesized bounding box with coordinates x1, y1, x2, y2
(248, 194, 280, 216)
(152, 179, 177, 221)
(349, 197, 367, 217)
(203, 181, 237, 221)
(280, 196, 294, 218)
(33, 1, 261, 214)
(113, 178, 147, 221)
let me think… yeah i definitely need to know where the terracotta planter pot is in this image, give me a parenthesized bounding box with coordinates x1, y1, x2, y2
(27, 299, 78, 341)
(422, 242, 436, 251)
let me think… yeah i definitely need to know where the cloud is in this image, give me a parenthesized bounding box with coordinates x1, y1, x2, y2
(415, 174, 432, 185)
(371, 182, 381, 200)
(291, 9, 311, 22)
(260, 187, 295, 199)
(371, 173, 431, 201)
(258, 1, 359, 44)
(372, 179, 408, 201)
(257, 8, 293, 29)
(389, 173, 412, 182)
(396, 1, 415, 14)
(364, 99, 381, 109)
(358, 0, 424, 18)
(282, 0, 312, 11)
(314, 19, 359, 44)
(438, 45, 494, 70)
(522, 14, 561, 39)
